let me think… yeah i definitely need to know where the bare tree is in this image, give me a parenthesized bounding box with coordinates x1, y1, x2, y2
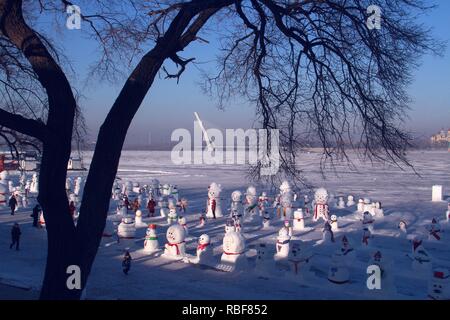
(0, 0, 441, 299)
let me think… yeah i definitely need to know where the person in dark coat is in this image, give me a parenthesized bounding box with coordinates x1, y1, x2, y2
(122, 250, 132, 275)
(69, 201, 77, 218)
(10, 223, 21, 250)
(31, 204, 41, 228)
(147, 197, 156, 217)
(9, 195, 17, 216)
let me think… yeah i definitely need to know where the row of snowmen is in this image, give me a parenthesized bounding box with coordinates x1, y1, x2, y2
(0, 171, 40, 209)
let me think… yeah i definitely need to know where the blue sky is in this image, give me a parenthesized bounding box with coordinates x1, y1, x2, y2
(43, 1, 450, 146)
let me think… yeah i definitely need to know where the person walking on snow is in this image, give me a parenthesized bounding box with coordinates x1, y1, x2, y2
(147, 197, 156, 217)
(10, 223, 21, 250)
(31, 204, 41, 227)
(9, 194, 17, 216)
(122, 251, 132, 275)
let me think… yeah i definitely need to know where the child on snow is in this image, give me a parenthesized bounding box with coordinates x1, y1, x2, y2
(9, 194, 17, 216)
(31, 204, 41, 228)
(10, 223, 21, 250)
(122, 251, 132, 275)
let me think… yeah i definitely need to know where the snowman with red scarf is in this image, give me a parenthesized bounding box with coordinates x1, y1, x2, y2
(313, 188, 329, 222)
(185, 234, 214, 265)
(206, 182, 222, 219)
(163, 224, 186, 259)
(220, 230, 247, 271)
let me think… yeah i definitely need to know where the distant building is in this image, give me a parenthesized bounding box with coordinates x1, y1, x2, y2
(431, 129, 450, 151)
(431, 129, 450, 143)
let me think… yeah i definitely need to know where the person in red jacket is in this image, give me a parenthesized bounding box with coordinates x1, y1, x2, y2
(69, 201, 77, 218)
(147, 197, 156, 217)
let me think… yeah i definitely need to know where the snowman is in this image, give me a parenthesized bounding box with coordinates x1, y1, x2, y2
(158, 196, 169, 218)
(329, 215, 339, 232)
(347, 195, 355, 207)
(143, 224, 159, 253)
(313, 188, 329, 222)
(363, 198, 372, 213)
(339, 236, 355, 260)
(8, 181, 14, 193)
(274, 227, 291, 260)
(327, 248, 351, 284)
(229, 190, 244, 219)
(66, 177, 73, 194)
(283, 219, 293, 237)
(293, 209, 305, 231)
(446, 203, 450, 223)
(21, 192, 28, 209)
(188, 234, 214, 265)
(74, 177, 84, 198)
(398, 220, 408, 238)
(427, 218, 441, 241)
(322, 221, 335, 243)
(254, 243, 274, 276)
(220, 230, 247, 271)
(373, 202, 384, 217)
(0, 171, 8, 206)
(132, 182, 140, 194)
(30, 173, 39, 193)
(362, 211, 375, 232)
(357, 199, 364, 213)
(163, 224, 186, 258)
(244, 186, 259, 219)
(178, 216, 188, 236)
(361, 227, 372, 246)
(258, 192, 270, 216)
(262, 210, 271, 229)
(206, 182, 223, 218)
(171, 185, 179, 203)
(167, 200, 178, 225)
(411, 237, 432, 272)
(337, 197, 346, 209)
(288, 242, 313, 280)
(134, 210, 146, 227)
(225, 218, 236, 233)
(428, 269, 450, 300)
(117, 216, 136, 239)
(366, 251, 397, 296)
(276, 181, 294, 220)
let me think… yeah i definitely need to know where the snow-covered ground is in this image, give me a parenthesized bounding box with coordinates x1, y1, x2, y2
(0, 150, 449, 300)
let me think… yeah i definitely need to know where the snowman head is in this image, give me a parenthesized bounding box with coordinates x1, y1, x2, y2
(225, 219, 236, 233)
(135, 210, 142, 218)
(358, 198, 364, 204)
(166, 224, 185, 244)
(178, 216, 187, 225)
(339, 196, 344, 201)
(231, 190, 242, 202)
(278, 226, 290, 239)
(198, 234, 210, 245)
(398, 220, 407, 230)
(348, 195, 354, 201)
(314, 188, 328, 204)
(280, 180, 291, 194)
(257, 243, 267, 261)
(375, 202, 382, 209)
(146, 224, 156, 235)
(246, 186, 257, 198)
(208, 182, 221, 199)
(330, 214, 338, 222)
(223, 231, 245, 254)
(294, 209, 304, 219)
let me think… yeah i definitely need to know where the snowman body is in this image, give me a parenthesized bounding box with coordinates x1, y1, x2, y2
(158, 196, 169, 217)
(274, 228, 291, 260)
(313, 188, 329, 222)
(206, 182, 223, 218)
(118, 216, 136, 239)
(178, 216, 189, 236)
(330, 215, 339, 232)
(230, 191, 244, 219)
(220, 231, 246, 270)
(357, 199, 364, 213)
(195, 234, 214, 265)
(337, 197, 346, 209)
(293, 209, 305, 231)
(144, 225, 159, 253)
(164, 224, 186, 258)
